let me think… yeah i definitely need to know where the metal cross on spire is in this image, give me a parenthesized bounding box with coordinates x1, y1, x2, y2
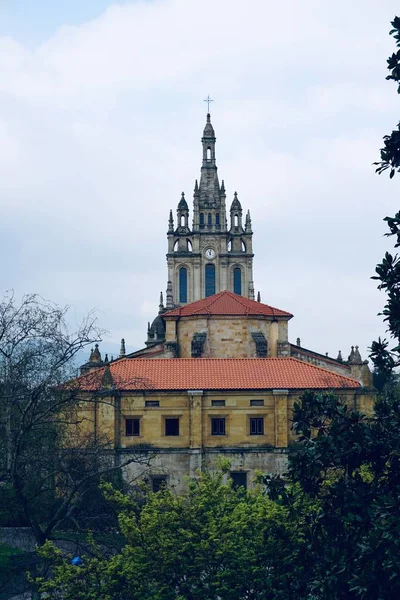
(204, 95, 214, 113)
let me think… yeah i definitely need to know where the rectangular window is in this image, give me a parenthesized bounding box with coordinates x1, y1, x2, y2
(165, 417, 180, 436)
(125, 418, 140, 436)
(231, 471, 247, 490)
(151, 475, 168, 493)
(250, 399, 264, 407)
(145, 400, 160, 407)
(211, 400, 225, 407)
(250, 417, 264, 435)
(211, 417, 226, 436)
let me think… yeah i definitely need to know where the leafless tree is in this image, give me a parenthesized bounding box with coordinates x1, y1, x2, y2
(0, 292, 151, 547)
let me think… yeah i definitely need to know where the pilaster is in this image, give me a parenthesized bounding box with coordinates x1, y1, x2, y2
(273, 389, 289, 448)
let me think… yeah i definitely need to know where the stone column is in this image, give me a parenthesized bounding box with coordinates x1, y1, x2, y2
(188, 390, 203, 477)
(273, 389, 289, 448)
(270, 321, 279, 357)
(193, 259, 201, 302)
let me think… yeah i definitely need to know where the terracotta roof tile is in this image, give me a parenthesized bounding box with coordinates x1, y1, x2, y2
(80, 357, 360, 391)
(163, 291, 293, 318)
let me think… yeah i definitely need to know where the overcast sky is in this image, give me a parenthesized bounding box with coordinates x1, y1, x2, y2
(0, 0, 399, 364)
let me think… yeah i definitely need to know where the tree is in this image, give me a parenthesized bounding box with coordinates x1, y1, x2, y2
(272, 391, 400, 599)
(371, 17, 400, 388)
(0, 292, 150, 548)
(37, 467, 309, 600)
(374, 17, 400, 180)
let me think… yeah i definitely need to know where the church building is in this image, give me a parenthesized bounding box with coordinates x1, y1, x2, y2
(78, 113, 375, 492)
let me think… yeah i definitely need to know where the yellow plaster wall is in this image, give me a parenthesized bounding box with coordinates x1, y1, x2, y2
(75, 388, 376, 453)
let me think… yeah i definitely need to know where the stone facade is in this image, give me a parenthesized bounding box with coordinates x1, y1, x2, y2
(165, 315, 290, 359)
(75, 385, 375, 493)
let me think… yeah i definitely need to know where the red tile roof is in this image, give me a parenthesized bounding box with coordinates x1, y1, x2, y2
(80, 358, 360, 392)
(163, 291, 293, 319)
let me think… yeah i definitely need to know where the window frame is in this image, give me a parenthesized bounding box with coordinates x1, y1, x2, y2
(233, 267, 242, 295)
(230, 471, 247, 490)
(151, 475, 168, 493)
(250, 399, 264, 407)
(249, 416, 264, 436)
(179, 266, 188, 303)
(205, 263, 216, 297)
(164, 417, 180, 437)
(125, 417, 140, 437)
(211, 416, 226, 436)
(211, 400, 225, 407)
(145, 400, 160, 408)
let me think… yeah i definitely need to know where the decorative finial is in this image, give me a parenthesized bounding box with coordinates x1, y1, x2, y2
(257, 291, 261, 303)
(166, 280, 174, 309)
(168, 209, 174, 232)
(245, 210, 252, 232)
(220, 180, 225, 194)
(204, 95, 213, 113)
(159, 291, 164, 312)
(354, 345, 363, 364)
(119, 338, 126, 358)
(104, 353, 109, 363)
(296, 337, 301, 347)
(337, 350, 343, 362)
(194, 179, 199, 193)
(348, 346, 355, 364)
(92, 343, 101, 363)
(234, 191, 238, 199)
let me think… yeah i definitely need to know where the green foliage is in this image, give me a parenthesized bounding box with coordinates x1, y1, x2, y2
(281, 392, 400, 599)
(37, 470, 308, 600)
(374, 18, 400, 177)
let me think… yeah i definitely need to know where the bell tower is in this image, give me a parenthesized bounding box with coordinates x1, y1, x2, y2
(166, 113, 254, 307)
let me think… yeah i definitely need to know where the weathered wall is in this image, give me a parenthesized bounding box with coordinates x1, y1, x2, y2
(174, 316, 289, 358)
(74, 386, 376, 492)
(122, 448, 288, 493)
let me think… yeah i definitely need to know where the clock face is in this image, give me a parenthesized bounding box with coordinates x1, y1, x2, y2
(204, 248, 216, 260)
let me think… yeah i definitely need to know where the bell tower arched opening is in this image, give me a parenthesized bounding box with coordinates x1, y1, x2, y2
(233, 267, 242, 295)
(205, 264, 216, 297)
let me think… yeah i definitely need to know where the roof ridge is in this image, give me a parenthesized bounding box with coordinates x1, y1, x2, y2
(221, 290, 267, 316)
(287, 357, 359, 385)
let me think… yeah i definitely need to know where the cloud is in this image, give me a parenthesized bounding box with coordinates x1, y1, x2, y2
(0, 0, 398, 359)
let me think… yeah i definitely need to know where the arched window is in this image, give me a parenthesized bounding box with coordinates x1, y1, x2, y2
(216, 213, 220, 226)
(180, 215, 185, 227)
(233, 267, 242, 295)
(205, 264, 216, 297)
(234, 214, 239, 227)
(207, 147, 211, 160)
(187, 239, 193, 252)
(179, 267, 187, 303)
(241, 239, 246, 252)
(200, 213, 204, 227)
(227, 240, 232, 252)
(173, 240, 179, 252)
(208, 213, 212, 226)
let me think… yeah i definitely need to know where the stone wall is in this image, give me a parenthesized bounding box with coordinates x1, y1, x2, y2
(174, 315, 288, 358)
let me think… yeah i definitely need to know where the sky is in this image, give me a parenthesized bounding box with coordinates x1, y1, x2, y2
(0, 0, 399, 364)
